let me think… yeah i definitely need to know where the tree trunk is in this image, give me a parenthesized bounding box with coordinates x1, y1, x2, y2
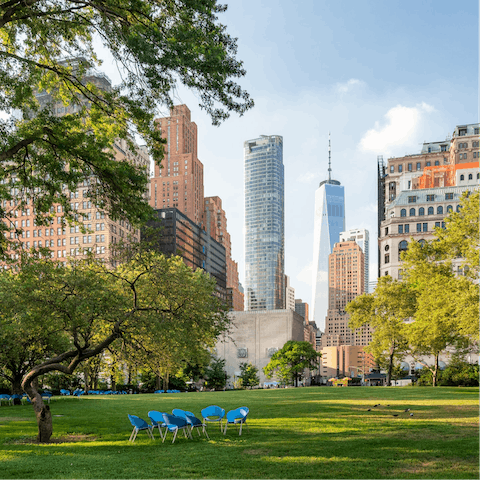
(432, 354, 439, 387)
(156, 375, 161, 390)
(11, 376, 23, 404)
(23, 381, 52, 443)
(84, 367, 90, 394)
(387, 349, 395, 386)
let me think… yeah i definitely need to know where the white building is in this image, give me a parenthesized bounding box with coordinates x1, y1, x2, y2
(340, 228, 369, 293)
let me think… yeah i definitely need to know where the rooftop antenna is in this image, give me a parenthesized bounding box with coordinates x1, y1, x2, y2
(328, 132, 332, 182)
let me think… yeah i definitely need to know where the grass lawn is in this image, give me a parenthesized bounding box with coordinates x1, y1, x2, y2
(0, 386, 478, 479)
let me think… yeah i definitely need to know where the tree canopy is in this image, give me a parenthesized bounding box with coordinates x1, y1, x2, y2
(346, 276, 417, 386)
(0, 250, 229, 442)
(0, 0, 253, 254)
(263, 341, 319, 387)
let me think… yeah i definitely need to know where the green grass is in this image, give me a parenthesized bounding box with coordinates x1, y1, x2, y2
(0, 387, 478, 479)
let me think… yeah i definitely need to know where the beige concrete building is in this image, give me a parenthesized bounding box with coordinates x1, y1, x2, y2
(216, 309, 307, 385)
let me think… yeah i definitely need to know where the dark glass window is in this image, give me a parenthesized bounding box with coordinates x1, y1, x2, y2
(437, 206, 443, 214)
(404, 224, 410, 233)
(416, 223, 421, 232)
(446, 205, 453, 213)
(423, 223, 428, 232)
(400, 209, 406, 217)
(419, 207, 425, 216)
(398, 225, 403, 234)
(409, 208, 415, 216)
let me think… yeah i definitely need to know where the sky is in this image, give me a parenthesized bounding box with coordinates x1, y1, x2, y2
(98, 0, 478, 318)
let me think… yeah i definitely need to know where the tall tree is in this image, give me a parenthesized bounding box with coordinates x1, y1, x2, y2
(403, 241, 472, 386)
(0, 0, 253, 254)
(263, 341, 319, 387)
(239, 362, 259, 389)
(0, 251, 229, 442)
(346, 276, 417, 386)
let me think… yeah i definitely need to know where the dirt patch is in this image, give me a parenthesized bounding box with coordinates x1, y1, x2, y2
(243, 449, 271, 456)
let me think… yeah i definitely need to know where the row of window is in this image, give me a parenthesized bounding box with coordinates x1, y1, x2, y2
(400, 205, 457, 217)
(390, 158, 446, 173)
(397, 221, 445, 234)
(459, 173, 477, 181)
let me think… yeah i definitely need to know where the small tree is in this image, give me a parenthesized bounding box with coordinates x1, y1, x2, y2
(239, 362, 259, 389)
(204, 357, 228, 390)
(263, 341, 319, 387)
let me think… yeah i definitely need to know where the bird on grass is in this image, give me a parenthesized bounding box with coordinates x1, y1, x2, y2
(404, 408, 410, 412)
(392, 414, 398, 417)
(410, 413, 414, 417)
(367, 408, 371, 411)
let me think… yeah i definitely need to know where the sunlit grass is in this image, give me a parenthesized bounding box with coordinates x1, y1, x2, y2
(0, 386, 477, 478)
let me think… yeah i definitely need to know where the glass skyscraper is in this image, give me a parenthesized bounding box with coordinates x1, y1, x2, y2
(244, 135, 285, 311)
(312, 177, 345, 332)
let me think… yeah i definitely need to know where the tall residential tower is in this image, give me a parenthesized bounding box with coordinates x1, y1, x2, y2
(244, 135, 285, 311)
(312, 135, 345, 331)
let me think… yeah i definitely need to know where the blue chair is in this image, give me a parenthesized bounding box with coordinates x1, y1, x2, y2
(223, 407, 249, 436)
(161, 413, 192, 443)
(148, 410, 167, 440)
(41, 392, 53, 403)
(127, 415, 154, 442)
(201, 405, 225, 431)
(172, 409, 209, 440)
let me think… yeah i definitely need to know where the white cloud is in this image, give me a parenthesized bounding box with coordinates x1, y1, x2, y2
(358, 102, 435, 156)
(335, 78, 365, 94)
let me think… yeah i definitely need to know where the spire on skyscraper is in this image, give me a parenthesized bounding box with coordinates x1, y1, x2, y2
(320, 133, 341, 187)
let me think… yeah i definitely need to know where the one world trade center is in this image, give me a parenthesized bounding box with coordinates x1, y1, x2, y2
(312, 135, 345, 332)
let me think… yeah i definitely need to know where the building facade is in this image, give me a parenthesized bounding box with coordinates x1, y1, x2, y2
(204, 196, 243, 311)
(216, 309, 306, 385)
(145, 208, 226, 299)
(285, 275, 295, 310)
(3, 60, 149, 266)
(150, 105, 204, 225)
(244, 135, 285, 311)
(378, 123, 480, 280)
(321, 240, 371, 348)
(340, 228, 369, 293)
(312, 172, 345, 331)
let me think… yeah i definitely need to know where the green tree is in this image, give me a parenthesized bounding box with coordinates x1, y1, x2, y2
(402, 242, 471, 386)
(204, 356, 228, 390)
(0, 250, 228, 442)
(263, 341, 319, 387)
(346, 276, 417, 386)
(0, 0, 253, 255)
(239, 362, 259, 389)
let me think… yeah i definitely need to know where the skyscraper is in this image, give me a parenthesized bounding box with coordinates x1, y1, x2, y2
(312, 135, 345, 331)
(340, 228, 369, 293)
(150, 105, 204, 225)
(244, 135, 285, 311)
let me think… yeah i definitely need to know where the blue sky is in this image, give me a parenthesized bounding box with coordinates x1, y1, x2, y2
(103, 1, 478, 317)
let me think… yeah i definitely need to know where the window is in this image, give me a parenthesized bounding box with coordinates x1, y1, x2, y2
(408, 196, 416, 203)
(384, 254, 390, 264)
(416, 162, 421, 171)
(398, 225, 403, 234)
(419, 207, 425, 216)
(418, 239, 426, 247)
(435, 221, 440, 228)
(445, 193, 453, 200)
(416, 223, 422, 232)
(398, 240, 408, 260)
(475, 128, 479, 135)
(390, 165, 394, 173)
(404, 224, 409, 233)
(460, 174, 465, 181)
(408, 163, 412, 171)
(426, 161, 431, 167)
(437, 206, 443, 214)
(400, 208, 406, 217)
(468, 173, 473, 180)
(441, 145, 447, 152)
(398, 165, 403, 173)
(456, 205, 461, 212)
(426, 194, 435, 201)
(385, 227, 389, 236)
(409, 208, 416, 216)
(434, 160, 439, 166)
(423, 223, 428, 232)
(446, 205, 453, 213)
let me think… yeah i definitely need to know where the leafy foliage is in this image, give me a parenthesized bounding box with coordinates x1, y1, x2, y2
(346, 276, 416, 386)
(0, 0, 253, 254)
(263, 341, 319, 387)
(204, 356, 228, 390)
(0, 250, 229, 441)
(239, 362, 259, 389)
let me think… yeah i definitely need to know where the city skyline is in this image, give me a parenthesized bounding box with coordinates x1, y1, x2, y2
(91, 1, 478, 315)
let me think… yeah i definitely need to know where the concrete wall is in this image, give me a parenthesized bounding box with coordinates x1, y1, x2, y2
(216, 309, 305, 386)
